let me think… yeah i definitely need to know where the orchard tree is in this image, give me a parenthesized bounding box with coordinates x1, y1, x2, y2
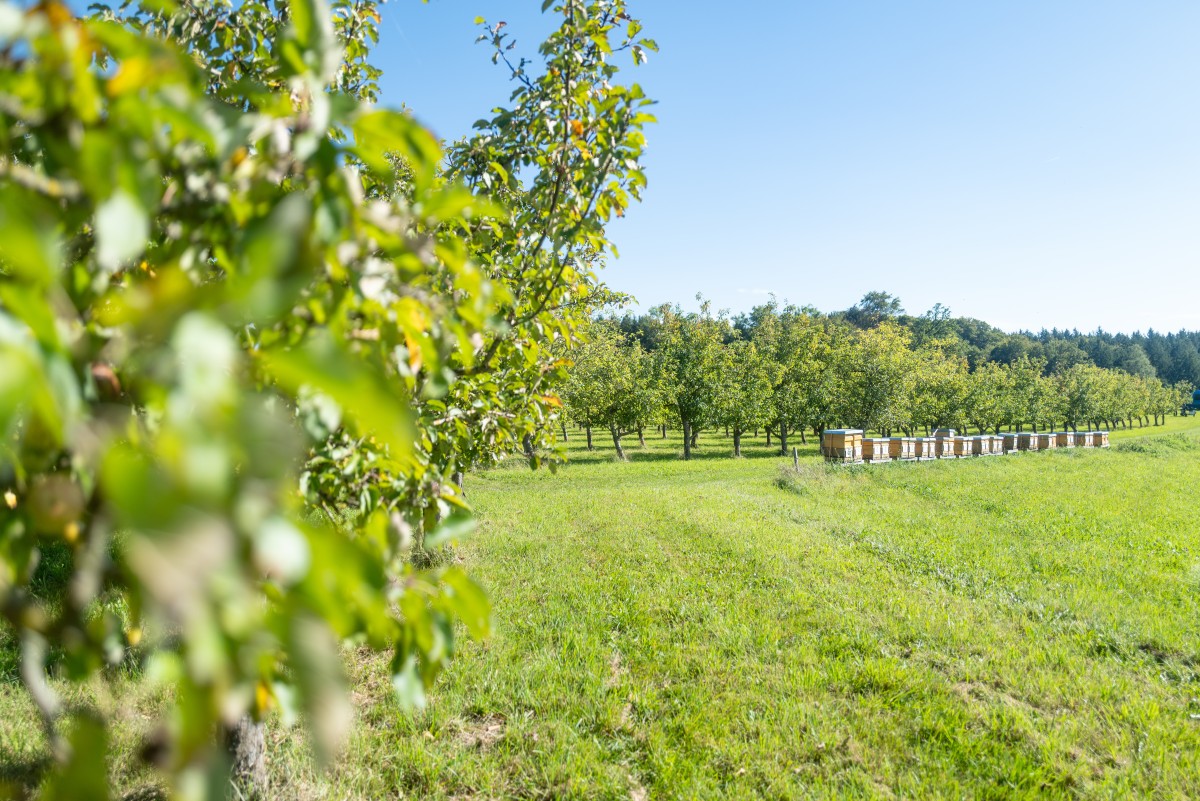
(562, 323, 658, 459)
(653, 302, 724, 459)
(836, 322, 916, 435)
(911, 348, 970, 433)
(758, 306, 832, 450)
(714, 339, 777, 457)
(965, 361, 1007, 434)
(0, 1, 654, 798)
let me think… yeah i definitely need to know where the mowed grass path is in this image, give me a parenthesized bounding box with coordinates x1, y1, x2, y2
(277, 417, 1200, 799)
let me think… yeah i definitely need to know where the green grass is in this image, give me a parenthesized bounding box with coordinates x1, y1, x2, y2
(5, 416, 1200, 799)
(268, 415, 1200, 799)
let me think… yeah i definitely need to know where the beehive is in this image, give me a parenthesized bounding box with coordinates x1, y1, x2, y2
(952, 436, 972, 457)
(863, 438, 891, 463)
(1036, 433, 1056, 450)
(1017, 432, 1038, 451)
(932, 428, 956, 438)
(914, 437, 937, 460)
(970, 436, 990, 456)
(1055, 431, 1074, 448)
(1093, 430, 1110, 448)
(934, 435, 957, 459)
(990, 435, 1006, 454)
(888, 437, 917, 461)
(1000, 433, 1019, 453)
(821, 429, 863, 463)
(1076, 431, 1094, 447)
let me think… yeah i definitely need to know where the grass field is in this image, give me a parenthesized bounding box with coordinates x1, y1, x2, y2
(5, 417, 1200, 799)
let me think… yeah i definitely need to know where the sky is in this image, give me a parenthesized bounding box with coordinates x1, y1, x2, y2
(376, 1, 1200, 335)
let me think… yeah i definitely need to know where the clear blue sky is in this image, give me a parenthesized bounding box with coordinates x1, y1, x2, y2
(377, 1, 1200, 335)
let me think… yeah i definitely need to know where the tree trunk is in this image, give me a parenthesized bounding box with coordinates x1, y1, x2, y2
(522, 434, 534, 457)
(733, 428, 742, 457)
(452, 471, 464, 497)
(682, 420, 692, 460)
(766, 428, 772, 447)
(224, 716, 267, 799)
(799, 428, 807, 445)
(690, 427, 699, 449)
(560, 420, 568, 441)
(661, 424, 667, 438)
(586, 426, 593, 450)
(637, 425, 646, 447)
(610, 426, 625, 460)
(778, 421, 788, 456)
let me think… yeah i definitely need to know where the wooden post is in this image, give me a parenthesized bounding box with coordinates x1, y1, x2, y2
(792, 447, 798, 470)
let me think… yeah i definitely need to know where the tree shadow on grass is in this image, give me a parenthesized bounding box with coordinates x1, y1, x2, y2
(621, 447, 798, 463)
(562, 442, 823, 465)
(0, 750, 50, 799)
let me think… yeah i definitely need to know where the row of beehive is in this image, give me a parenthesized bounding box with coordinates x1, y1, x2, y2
(820, 429, 1110, 464)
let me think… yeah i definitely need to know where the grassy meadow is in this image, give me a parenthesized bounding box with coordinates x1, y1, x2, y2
(5, 417, 1200, 799)
(268, 415, 1200, 799)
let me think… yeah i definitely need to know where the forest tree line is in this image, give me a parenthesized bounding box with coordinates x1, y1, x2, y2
(561, 294, 1195, 459)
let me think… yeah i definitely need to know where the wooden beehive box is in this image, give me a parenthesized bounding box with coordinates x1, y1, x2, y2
(934, 435, 956, 459)
(915, 437, 937, 460)
(969, 436, 989, 456)
(1094, 431, 1110, 448)
(992, 435, 1006, 454)
(863, 438, 891, 463)
(952, 436, 972, 457)
(822, 429, 863, 463)
(888, 437, 916, 460)
(1000, 434, 1019, 453)
(1017, 432, 1037, 451)
(1055, 431, 1074, 448)
(1076, 431, 1094, 447)
(1036, 433, 1056, 450)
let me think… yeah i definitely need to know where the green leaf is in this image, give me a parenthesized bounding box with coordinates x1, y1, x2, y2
(423, 512, 476, 550)
(0, 185, 62, 284)
(262, 331, 415, 466)
(441, 567, 491, 639)
(390, 653, 427, 710)
(40, 715, 111, 801)
(352, 109, 441, 191)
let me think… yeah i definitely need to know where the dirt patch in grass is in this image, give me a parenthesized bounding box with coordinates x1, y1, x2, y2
(455, 714, 506, 751)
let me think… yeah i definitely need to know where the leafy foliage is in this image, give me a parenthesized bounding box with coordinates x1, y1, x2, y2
(580, 299, 1192, 455)
(0, 0, 653, 796)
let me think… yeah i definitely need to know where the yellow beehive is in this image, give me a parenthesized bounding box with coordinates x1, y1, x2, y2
(821, 429, 863, 463)
(888, 437, 916, 460)
(969, 436, 990, 456)
(934, 436, 956, 459)
(1076, 431, 1094, 447)
(952, 436, 972, 457)
(863, 438, 891, 463)
(1093, 430, 1110, 448)
(1017, 432, 1038, 451)
(1055, 431, 1075, 448)
(1036, 433, 1056, 450)
(915, 437, 937, 460)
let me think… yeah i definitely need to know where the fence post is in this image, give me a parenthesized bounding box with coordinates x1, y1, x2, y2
(793, 447, 799, 471)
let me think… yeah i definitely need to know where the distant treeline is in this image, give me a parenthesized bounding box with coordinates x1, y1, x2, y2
(559, 292, 1195, 459)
